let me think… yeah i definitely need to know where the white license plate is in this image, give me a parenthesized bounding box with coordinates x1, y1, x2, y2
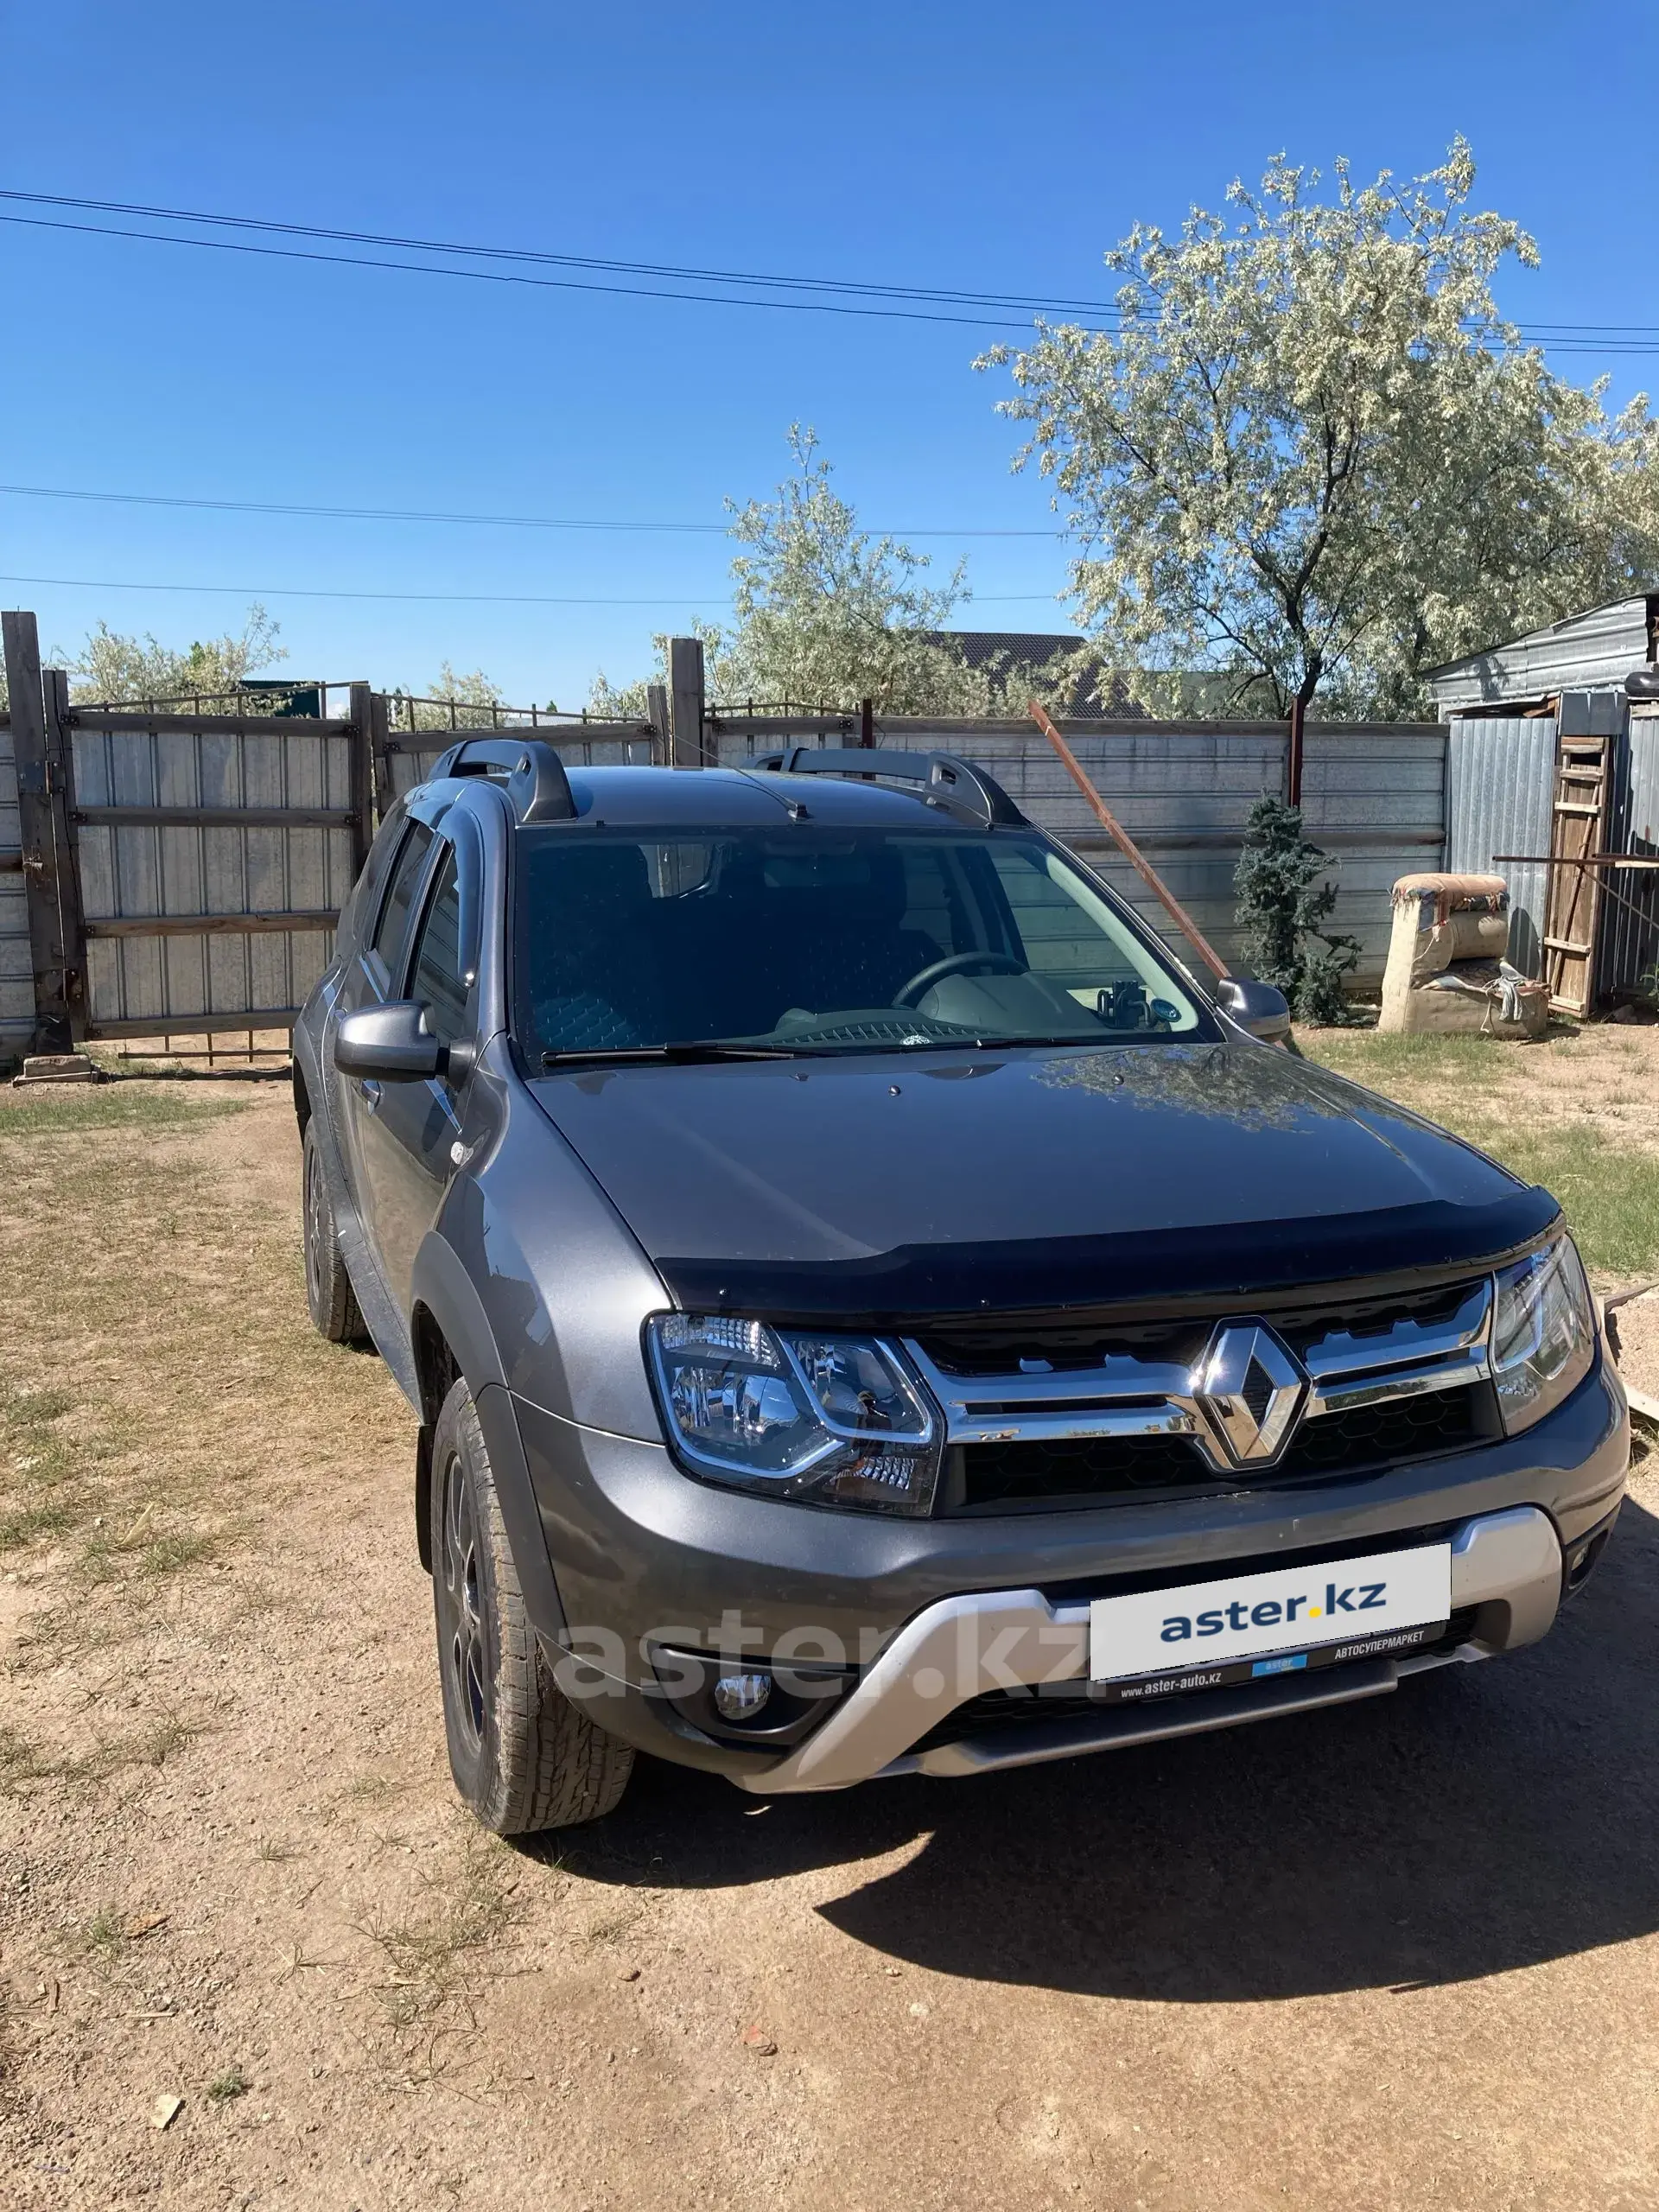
(1089, 1543, 1452, 1682)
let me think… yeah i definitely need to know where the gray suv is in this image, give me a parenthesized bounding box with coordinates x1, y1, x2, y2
(292, 738, 1629, 1834)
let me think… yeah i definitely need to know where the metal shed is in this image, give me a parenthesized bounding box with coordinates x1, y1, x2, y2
(1427, 595, 1657, 714)
(1427, 596, 1659, 1014)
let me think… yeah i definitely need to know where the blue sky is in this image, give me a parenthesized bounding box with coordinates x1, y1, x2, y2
(2, 0, 1655, 707)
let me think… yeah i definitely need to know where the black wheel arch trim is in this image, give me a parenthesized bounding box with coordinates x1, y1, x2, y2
(410, 1230, 569, 1648)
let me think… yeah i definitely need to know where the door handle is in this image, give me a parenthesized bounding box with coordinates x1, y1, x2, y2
(359, 1079, 383, 1114)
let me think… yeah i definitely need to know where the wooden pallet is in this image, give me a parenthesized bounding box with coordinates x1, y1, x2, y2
(1541, 732, 1614, 1014)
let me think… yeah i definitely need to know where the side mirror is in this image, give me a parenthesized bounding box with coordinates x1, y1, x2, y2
(334, 1001, 443, 1080)
(1217, 976, 1293, 1043)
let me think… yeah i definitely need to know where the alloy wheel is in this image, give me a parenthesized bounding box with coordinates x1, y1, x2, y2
(303, 1144, 326, 1312)
(440, 1450, 488, 1752)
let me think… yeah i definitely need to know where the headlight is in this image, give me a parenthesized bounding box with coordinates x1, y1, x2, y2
(645, 1314, 941, 1516)
(1491, 1236, 1596, 1434)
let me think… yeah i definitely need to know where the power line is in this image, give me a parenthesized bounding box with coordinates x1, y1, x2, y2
(0, 569, 736, 607)
(0, 188, 1123, 317)
(0, 211, 1057, 334)
(0, 480, 1064, 538)
(4, 187, 1656, 351)
(0, 569, 1063, 607)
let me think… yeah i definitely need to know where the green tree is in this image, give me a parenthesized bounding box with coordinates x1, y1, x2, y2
(1234, 795, 1359, 1022)
(589, 428, 1082, 717)
(394, 662, 518, 731)
(715, 424, 994, 712)
(982, 139, 1659, 718)
(65, 605, 287, 705)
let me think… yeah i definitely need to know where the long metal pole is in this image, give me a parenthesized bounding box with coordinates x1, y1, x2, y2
(1028, 701, 1230, 981)
(1287, 696, 1306, 808)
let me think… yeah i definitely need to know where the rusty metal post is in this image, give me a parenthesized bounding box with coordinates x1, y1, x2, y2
(858, 697, 874, 749)
(1028, 699, 1230, 981)
(1287, 696, 1306, 809)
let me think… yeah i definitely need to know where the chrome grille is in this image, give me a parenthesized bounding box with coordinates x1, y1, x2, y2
(906, 1277, 1495, 1495)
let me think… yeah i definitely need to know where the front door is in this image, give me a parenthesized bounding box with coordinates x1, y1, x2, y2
(353, 841, 474, 1310)
(334, 817, 437, 1254)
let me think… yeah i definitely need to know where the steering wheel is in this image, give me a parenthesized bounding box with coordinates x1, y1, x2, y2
(893, 950, 1027, 1007)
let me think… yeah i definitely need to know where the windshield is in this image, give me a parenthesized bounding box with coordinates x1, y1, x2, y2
(513, 826, 1215, 1059)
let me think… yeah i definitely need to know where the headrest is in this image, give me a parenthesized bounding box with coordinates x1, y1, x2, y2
(1391, 872, 1509, 919)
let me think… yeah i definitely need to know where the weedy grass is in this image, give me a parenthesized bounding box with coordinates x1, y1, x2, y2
(207, 2063, 251, 2104)
(0, 1090, 245, 1140)
(79, 1906, 127, 1963)
(357, 1831, 520, 2059)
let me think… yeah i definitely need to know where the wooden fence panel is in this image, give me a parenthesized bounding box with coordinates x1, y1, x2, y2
(67, 706, 360, 1039)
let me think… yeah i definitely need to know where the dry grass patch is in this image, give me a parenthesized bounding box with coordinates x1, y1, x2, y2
(356, 1828, 524, 2074)
(1302, 1024, 1659, 1281)
(0, 1084, 404, 1656)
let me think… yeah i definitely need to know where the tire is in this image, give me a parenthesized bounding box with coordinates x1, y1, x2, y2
(429, 1377, 633, 1834)
(302, 1118, 368, 1344)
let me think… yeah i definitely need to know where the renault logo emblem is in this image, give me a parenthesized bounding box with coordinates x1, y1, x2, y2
(1192, 1322, 1307, 1465)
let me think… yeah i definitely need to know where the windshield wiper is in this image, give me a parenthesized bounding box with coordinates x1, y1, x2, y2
(540, 1041, 817, 1068)
(947, 1033, 1142, 1051)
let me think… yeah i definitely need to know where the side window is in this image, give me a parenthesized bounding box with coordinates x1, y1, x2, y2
(409, 849, 469, 1047)
(990, 848, 1140, 998)
(372, 821, 435, 975)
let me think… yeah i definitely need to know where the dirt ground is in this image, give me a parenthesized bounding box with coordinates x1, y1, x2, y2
(3, 1069, 1658, 2212)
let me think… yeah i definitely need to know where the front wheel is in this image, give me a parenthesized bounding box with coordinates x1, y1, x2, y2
(430, 1377, 633, 1834)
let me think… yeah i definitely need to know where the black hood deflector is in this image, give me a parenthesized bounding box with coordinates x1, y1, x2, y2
(651, 1187, 1560, 1325)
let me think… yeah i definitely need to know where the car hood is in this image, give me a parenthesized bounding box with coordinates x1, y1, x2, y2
(528, 1043, 1558, 1322)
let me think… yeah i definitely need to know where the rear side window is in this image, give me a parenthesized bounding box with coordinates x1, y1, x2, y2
(372, 821, 435, 974)
(409, 849, 469, 1046)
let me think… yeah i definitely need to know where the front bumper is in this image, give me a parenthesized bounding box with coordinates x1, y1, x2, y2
(732, 1503, 1567, 1790)
(511, 1354, 1628, 1789)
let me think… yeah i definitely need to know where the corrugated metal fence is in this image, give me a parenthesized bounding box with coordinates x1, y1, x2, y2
(1443, 705, 1659, 1005)
(1443, 715, 1557, 977)
(1601, 709, 1659, 1002)
(62, 599, 1659, 1056)
(711, 713, 1446, 982)
(0, 644, 1456, 1059)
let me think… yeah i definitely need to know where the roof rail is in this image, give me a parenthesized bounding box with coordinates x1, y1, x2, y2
(429, 734, 576, 823)
(751, 747, 1025, 828)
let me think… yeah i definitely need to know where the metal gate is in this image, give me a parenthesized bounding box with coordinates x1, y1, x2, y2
(0, 612, 664, 1062)
(3, 612, 370, 1052)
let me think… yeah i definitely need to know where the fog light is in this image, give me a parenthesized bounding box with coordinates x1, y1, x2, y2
(712, 1671, 772, 1721)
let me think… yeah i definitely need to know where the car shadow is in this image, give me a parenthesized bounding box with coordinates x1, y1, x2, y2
(548, 1493, 1659, 2002)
